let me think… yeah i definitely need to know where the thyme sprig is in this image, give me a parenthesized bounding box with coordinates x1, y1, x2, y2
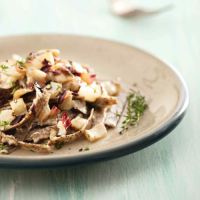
(26, 55, 32, 61)
(0, 121, 9, 130)
(1, 65, 9, 72)
(56, 84, 62, 90)
(120, 92, 148, 133)
(12, 87, 18, 94)
(16, 60, 25, 67)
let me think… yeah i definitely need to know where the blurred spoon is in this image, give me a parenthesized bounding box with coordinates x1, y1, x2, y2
(109, 0, 172, 18)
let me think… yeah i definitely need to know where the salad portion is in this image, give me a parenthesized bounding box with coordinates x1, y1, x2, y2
(0, 49, 127, 154)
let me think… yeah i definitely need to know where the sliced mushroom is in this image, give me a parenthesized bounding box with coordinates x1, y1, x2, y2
(37, 92, 51, 122)
(86, 108, 107, 130)
(43, 82, 62, 100)
(18, 141, 51, 153)
(0, 144, 18, 154)
(13, 88, 33, 100)
(29, 126, 57, 143)
(0, 132, 18, 146)
(31, 117, 57, 129)
(48, 109, 94, 146)
(91, 96, 118, 109)
(3, 85, 44, 131)
(14, 119, 35, 141)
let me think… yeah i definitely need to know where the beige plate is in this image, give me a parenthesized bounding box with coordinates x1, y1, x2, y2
(0, 35, 189, 169)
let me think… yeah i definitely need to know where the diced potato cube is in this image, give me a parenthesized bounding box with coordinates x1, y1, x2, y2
(26, 65, 35, 77)
(0, 110, 15, 124)
(57, 121, 66, 136)
(31, 69, 46, 86)
(58, 94, 74, 111)
(101, 81, 117, 96)
(71, 117, 87, 130)
(10, 98, 27, 116)
(78, 86, 101, 102)
(37, 51, 54, 65)
(84, 123, 107, 142)
(31, 59, 43, 70)
(37, 49, 60, 57)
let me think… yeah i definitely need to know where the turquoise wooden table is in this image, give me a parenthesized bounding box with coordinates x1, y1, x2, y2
(0, 0, 199, 199)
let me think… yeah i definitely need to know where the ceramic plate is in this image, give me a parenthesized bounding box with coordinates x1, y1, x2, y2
(0, 35, 189, 169)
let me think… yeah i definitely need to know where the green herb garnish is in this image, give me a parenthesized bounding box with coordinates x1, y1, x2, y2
(10, 79, 15, 86)
(55, 141, 63, 149)
(41, 144, 47, 146)
(84, 146, 90, 151)
(115, 111, 121, 117)
(1, 144, 7, 150)
(12, 87, 18, 94)
(0, 110, 1, 114)
(30, 150, 35, 152)
(26, 55, 32, 61)
(16, 60, 25, 67)
(68, 148, 71, 150)
(94, 88, 97, 93)
(1, 65, 9, 72)
(56, 84, 62, 90)
(120, 93, 148, 133)
(0, 121, 9, 130)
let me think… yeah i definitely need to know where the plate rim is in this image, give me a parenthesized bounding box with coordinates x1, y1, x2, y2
(0, 34, 189, 169)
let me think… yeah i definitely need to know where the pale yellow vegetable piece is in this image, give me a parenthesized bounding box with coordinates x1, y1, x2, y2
(71, 117, 87, 130)
(10, 98, 27, 116)
(0, 110, 15, 128)
(37, 49, 60, 57)
(78, 86, 101, 102)
(57, 121, 66, 136)
(58, 94, 74, 111)
(13, 88, 33, 100)
(37, 51, 54, 65)
(84, 123, 107, 142)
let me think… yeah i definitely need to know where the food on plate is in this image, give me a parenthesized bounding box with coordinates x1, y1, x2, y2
(0, 49, 147, 154)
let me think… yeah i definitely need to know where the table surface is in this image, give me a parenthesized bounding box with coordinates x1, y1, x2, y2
(0, 0, 199, 199)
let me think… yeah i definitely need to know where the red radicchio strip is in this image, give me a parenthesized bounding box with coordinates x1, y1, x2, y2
(67, 66, 81, 76)
(49, 106, 61, 118)
(62, 112, 72, 130)
(71, 92, 79, 96)
(89, 74, 96, 83)
(41, 59, 52, 73)
(53, 69, 62, 76)
(10, 114, 26, 125)
(58, 90, 68, 104)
